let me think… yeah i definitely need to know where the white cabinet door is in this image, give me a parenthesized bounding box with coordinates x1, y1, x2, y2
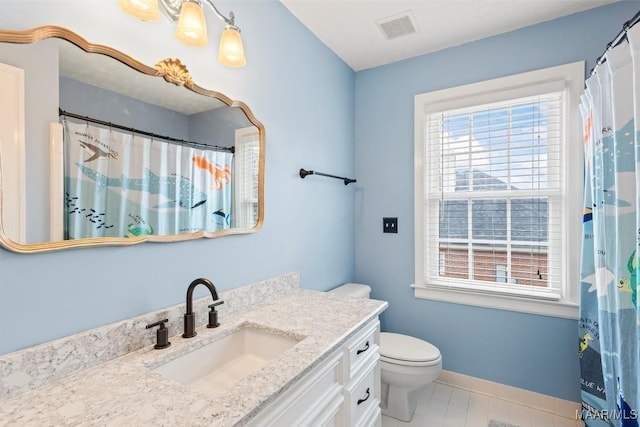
(247, 351, 344, 427)
(249, 317, 382, 427)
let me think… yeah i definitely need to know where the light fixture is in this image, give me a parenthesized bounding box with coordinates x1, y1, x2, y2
(175, 0, 208, 47)
(218, 25, 245, 67)
(119, 0, 246, 67)
(118, 0, 160, 21)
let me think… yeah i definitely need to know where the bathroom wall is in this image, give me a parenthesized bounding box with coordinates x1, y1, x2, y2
(2, 0, 634, 405)
(60, 76, 191, 141)
(354, 1, 640, 402)
(0, 0, 356, 354)
(61, 76, 249, 148)
(189, 106, 251, 148)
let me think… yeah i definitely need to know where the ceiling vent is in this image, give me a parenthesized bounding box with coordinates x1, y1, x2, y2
(375, 10, 418, 40)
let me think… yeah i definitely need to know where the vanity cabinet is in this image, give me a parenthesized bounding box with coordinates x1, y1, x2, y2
(248, 318, 381, 427)
(343, 319, 381, 426)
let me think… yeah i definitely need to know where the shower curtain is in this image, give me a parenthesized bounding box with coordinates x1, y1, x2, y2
(579, 24, 640, 427)
(63, 120, 233, 239)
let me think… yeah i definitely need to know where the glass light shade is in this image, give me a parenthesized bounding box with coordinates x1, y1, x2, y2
(118, 0, 160, 21)
(218, 26, 246, 68)
(175, 1, 208, 47)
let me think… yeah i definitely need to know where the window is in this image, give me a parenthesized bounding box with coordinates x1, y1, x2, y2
(233, 126, 260, 229)
(414, 62, 584, 319)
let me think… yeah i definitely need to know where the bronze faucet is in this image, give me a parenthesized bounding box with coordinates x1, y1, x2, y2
(183, 278, 224, 338)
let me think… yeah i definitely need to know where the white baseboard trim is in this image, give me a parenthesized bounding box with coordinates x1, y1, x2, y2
(435, 370, 581, 420)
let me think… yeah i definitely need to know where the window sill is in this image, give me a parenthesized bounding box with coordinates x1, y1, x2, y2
(412, 284, 578, 319)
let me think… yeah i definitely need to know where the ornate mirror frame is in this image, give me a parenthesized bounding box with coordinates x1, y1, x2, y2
(0, 26, 264, 253)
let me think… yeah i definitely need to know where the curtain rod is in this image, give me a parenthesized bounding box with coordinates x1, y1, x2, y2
(590, 9, 640, 77)
(59, 108, 234, 153)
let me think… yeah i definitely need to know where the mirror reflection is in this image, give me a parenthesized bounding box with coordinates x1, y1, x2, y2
(0, 27, 264, 252)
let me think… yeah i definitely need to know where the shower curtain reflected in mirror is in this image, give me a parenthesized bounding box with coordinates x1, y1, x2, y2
(579, 24, 640, 427)
(63, 120, 233, 239)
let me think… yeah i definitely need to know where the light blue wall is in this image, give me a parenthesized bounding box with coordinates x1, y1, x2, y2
(60, 76, 191, 141)
(189, 106, 252, 147)
(61, 76, 251, 149)
(354, 1, 640, 402)
(2, 0, 636, 404)
(0, 1, 355, 355)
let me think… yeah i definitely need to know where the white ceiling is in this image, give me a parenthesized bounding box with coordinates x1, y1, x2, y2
(280, 0, 619, 71)
(59, 40, 225, 115)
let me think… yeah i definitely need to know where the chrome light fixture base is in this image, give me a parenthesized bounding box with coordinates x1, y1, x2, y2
(158, 0, 184, 21)
(159, 0, 235, 26)
(120, 0, 245, 67)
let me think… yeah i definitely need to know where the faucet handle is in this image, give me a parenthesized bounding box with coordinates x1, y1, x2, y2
(207, 300, 224, 329)
(146, 318, 169, 329)
(146, 318, 171, 349)
(208, 300, 224, 309)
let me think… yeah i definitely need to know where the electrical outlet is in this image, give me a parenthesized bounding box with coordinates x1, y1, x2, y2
(383, 217, 398, 233)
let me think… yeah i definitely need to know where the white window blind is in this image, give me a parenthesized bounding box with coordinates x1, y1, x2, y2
(424, 91, 564, 300)
(414, 62, 583, 318)
(233, 127, 260, 229)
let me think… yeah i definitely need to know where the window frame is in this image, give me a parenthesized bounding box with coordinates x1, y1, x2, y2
(413, 62, 584, 319)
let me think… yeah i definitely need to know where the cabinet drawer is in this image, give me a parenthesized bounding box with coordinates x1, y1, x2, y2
(345, 320, 379, 380)
(345, 358, 379, 427)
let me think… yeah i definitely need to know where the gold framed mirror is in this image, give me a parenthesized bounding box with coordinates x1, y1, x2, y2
(0, 26, 264, 253)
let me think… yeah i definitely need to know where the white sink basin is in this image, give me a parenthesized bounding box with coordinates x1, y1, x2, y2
(152, 325, 301, 397)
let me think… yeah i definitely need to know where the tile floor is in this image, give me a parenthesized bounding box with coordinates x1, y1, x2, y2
(380, 382, 586, 427)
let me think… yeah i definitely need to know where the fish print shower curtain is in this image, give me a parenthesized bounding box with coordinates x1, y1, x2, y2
(579, 24, 640, 427)
(63, 120, 233, 239)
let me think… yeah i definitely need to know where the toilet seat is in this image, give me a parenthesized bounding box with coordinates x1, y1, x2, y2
(380, 332, 441, 367)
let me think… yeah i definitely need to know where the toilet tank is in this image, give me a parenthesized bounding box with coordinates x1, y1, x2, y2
(328, 283, 371, 299)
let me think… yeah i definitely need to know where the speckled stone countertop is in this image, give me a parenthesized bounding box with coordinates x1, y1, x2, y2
(0, 290, 387, 426)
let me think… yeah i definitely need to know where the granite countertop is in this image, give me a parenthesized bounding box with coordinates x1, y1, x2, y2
(0, 290, 387, 426)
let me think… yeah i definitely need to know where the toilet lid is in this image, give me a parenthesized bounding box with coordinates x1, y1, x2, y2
(380, 332, 441, 363)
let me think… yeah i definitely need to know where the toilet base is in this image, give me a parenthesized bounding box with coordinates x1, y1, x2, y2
(379, 357, 441, 422)
(381, 383, 417, 422)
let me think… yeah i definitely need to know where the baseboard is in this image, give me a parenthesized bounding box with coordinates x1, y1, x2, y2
(435, 370, 581, 420)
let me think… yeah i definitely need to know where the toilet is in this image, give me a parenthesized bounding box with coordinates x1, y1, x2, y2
(329, 283, 442, 422)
